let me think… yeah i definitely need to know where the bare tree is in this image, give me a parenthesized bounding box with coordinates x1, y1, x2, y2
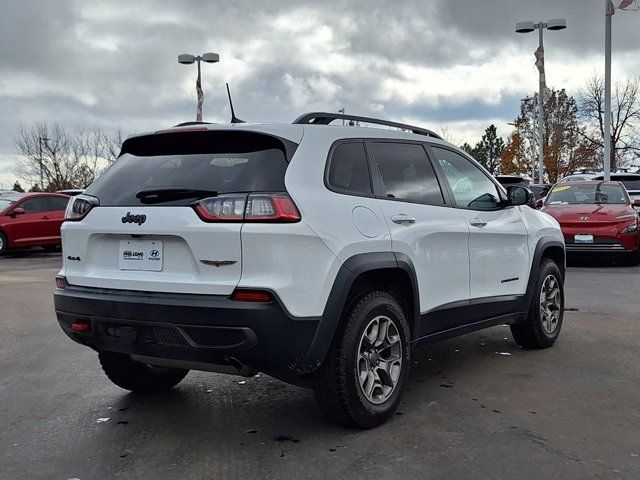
(505, 89, 597, 182)
(579, 75, 640, 171)
(15, 123, 123, 191)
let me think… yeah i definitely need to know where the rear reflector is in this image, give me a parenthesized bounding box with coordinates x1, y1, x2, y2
(231, 290, 272, 303)
(71, 321, 91, 332)
(55, 277, 66, 289)
(194, 192, 300, 223)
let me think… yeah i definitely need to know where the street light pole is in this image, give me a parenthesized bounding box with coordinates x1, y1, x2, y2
(38, 136, 49, 191)
(604, 1, 612, 181)
(537, 26, 545, 184)
(178, 52, 220, 122)
(515, 18, 567, 185)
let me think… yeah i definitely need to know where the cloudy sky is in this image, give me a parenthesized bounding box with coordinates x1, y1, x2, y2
(1, 0, 639, 188)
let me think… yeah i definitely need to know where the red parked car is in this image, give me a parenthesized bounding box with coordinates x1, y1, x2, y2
(0, 192, 70, 255)
(541, 181, 640, 264)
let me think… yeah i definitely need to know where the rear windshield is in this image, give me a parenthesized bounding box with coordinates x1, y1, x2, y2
(84, 131, 296, 206)
(546, 183, 628, 205)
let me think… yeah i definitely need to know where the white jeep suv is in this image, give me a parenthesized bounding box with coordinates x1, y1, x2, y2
(54, 112, 565, 428)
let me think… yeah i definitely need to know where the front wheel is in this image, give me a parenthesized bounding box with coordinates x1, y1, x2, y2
(0, 231, 7, 255)
(98, 351, 188, 393)
(313, 291, 410, 429)
(511, 259, 564, 349)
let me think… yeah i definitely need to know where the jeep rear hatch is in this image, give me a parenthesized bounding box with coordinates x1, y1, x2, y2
(62, 129, 298, 295)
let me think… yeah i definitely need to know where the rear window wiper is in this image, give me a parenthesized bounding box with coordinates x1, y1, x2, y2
(136, 188, 218, 204)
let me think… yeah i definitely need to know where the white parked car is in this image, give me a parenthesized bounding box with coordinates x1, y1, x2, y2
(54, 113, 565, 428)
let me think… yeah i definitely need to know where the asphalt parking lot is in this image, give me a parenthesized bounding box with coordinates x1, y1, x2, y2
(1, 252, 639, 480)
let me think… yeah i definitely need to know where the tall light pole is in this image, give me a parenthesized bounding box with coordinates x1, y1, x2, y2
(38, 136, 49, 191)
(515, 18, 567, 184)
(178, 52, 219, 122)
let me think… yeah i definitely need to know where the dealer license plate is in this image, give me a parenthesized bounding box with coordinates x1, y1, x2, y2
(574, 234, 594, 244)
(118, 240, 163, 271)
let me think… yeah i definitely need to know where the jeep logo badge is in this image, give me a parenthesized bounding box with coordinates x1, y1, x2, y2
(122, 212, 147, 225)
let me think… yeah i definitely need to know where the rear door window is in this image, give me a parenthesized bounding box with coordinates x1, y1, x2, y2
(327, 142, 372, 195)
(45, 196, 70, 211)
(371, 143, 444, 204)
(84, 131, 295, 206)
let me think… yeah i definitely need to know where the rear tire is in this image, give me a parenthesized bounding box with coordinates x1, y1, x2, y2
(98, 351, 188, 393)
(313, 291, 410, 429)
(511, 259, 564, 349)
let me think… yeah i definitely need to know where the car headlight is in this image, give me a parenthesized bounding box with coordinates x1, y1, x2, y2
(621, 223, 638, 234)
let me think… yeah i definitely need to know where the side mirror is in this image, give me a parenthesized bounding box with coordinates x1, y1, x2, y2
(535, 198, 545, 209)
(9, 207, 26, 216)
(507, 186, 532, 207)
(633, 199, 640, 208)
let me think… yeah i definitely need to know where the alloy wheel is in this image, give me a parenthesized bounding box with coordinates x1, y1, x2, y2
(356, 315, 402, 404)
(540, 274, 561, 334)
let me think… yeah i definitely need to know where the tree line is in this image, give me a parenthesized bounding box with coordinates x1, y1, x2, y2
(12, 74, 640, 190)
(14, 123, 123, 192)
(461, 74, 640, 183)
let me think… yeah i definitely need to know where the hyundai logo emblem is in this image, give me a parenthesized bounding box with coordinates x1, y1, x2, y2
(150, 250, 159, 257)
(579, 216, 590, 221)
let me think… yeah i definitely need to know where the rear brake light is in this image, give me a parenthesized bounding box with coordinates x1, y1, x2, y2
(194, 193, 300, 223)
(156, 127, 209, 134)
(65, 195, 99, 221)
(231, 290, 272, 302)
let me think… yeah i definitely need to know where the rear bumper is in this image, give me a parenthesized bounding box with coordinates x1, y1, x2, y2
(54, 283, 321, 374)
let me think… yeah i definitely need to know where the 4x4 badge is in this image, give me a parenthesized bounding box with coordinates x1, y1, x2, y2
(122, 212, 147, 225)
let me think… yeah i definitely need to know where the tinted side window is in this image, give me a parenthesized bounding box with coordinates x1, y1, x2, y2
(20, 198, 48, 213)
(372, 143, 444, 204)
(46, 196, 70, 211)
(327, 142, 372, 195)
(431, 146, 501, 210)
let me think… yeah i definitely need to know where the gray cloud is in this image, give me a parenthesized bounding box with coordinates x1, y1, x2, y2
(1, 0, 638, 186)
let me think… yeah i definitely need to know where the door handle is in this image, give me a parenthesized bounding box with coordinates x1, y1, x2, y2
(470, 218, 487, 228)
(42, 216, 50, 219)
(391, 214, 416, 225)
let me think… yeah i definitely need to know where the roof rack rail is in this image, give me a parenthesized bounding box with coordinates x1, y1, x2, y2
(293, 112, 442, 140)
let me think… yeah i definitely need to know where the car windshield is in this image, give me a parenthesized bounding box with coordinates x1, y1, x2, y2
(619, 179, 640, 190)
(546, 183, 628, 205)
(0, 197, 19, 211)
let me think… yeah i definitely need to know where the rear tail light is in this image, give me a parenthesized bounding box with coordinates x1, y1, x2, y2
(194, 194, 247, 221)
(194, 193, 300, 223)
(231, 289, 272, 302)
(65, 195, 99, 221)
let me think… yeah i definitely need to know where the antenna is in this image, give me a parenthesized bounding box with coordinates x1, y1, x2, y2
(226, 83, 245, 124)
